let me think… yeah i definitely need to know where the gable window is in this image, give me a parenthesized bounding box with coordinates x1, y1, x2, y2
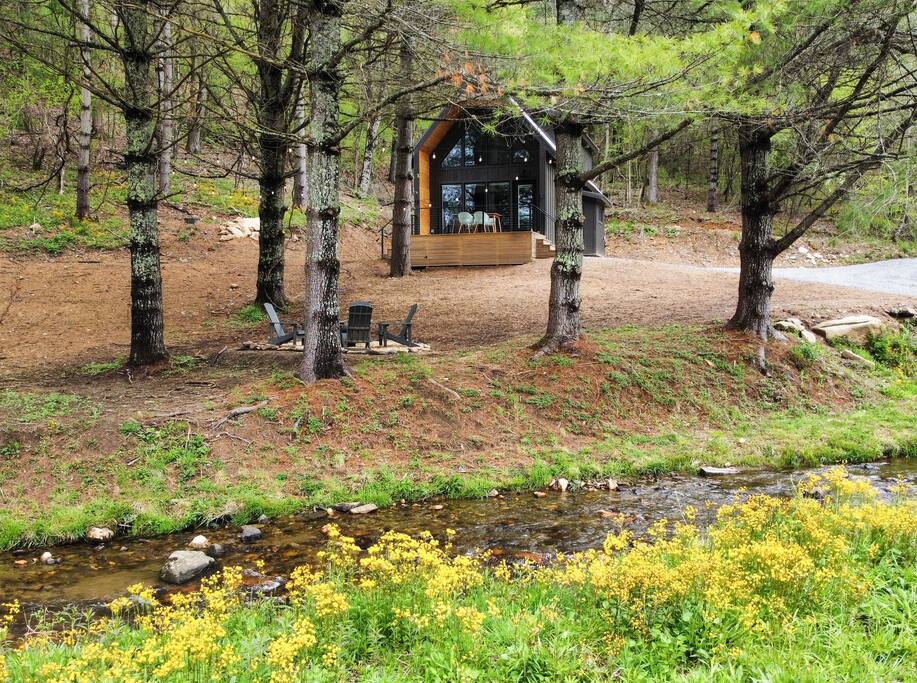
(440, 121, 529, 168)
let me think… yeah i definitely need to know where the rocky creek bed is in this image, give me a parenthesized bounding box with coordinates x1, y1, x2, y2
(2, 460, 914, 634)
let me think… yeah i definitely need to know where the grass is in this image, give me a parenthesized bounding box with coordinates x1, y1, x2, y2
(2, 472, 914, 681)
(0, 325, 913, 551)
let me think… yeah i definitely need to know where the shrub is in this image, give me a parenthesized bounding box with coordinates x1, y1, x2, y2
(865, 328, 916, 374)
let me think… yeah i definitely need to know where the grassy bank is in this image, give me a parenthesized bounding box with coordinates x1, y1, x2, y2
(1, 325, 914, 550)
(2, 470, 914, 681)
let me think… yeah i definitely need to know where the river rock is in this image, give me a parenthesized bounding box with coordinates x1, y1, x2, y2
(40, 551, 56, 565)
(430, 504, 444, 511)
(87, 526, 114, 542)
(332, 502, 362, 513)
(840, 349, 875, 367)
(812, 315, 884, 343)
(251, 576, 287, 597)
(551, 477, 569, 492)
(206, 543, 225, 558)
(887, 305, 916, 319)
(606, 479, 619, 491)
(239, 525, 262, 542)
(533, 491, 546, 498)
(348, 503, 378, 515)
(160, 551, 215, 584)
(486, 489, 499, 498)
(257, 514, 269, 523)
(188, 535, 209, 550)
(774, 318, 818, 343)
(699, 466, 740, 476)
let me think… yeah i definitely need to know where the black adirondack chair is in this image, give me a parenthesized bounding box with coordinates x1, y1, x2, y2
(377, 304, 418, 347)
(339, 301, 373, 348)
(263, 303, 303, 345)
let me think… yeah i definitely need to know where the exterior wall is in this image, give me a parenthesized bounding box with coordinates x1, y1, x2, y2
(410, 231, 534, 267)
(583, 196, 606, 256)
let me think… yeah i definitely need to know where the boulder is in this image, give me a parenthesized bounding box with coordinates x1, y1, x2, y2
(699, 466, 740, 476)
(887, 305, 916, 319)
(774, 318, 819, 343)
(812, 315, 884, 343)
(188, 535, 209, 550)
(87, 526, 114, 542)
(348, 503, 378, 515)
(160, 551, 215, 584)
(551, 477, 569, 493)
(239, 525, 262, 542)
(40, 551, 56, 565)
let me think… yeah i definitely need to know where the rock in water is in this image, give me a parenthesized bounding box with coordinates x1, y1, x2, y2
(188, 535, 209, 550)
(87, 526, 114, 542)
(40, 551, 56, 565)
(699, 466, 740, 476)
(239, 525, 263, 542)
(160, 551, 215, 584)
(348, 504, 378, 515)
(332, 502, 362, 513)
(812, 316, 884, 343)
(207, 543, 225, 558)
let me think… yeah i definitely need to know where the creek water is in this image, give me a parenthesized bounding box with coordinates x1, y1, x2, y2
(1, 460, 914, 621)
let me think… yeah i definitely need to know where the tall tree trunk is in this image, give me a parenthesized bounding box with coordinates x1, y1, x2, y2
(727, 125, 777, 342)
(256, 125, 288, 307)
(358, 113, 381, 196)
(389, 37, 414, 277)
(76, 0, 92, 220)
(185, 54, 205, 154)
(645, 148, 658, 204)
(538, 120, 585, 353)
(156, 15, 173, 195)
(292, 93, 308, 208)
(254, 0, 289, 308)
(706, 128, 719, 212)
(301, 0, 345, 382)
(387, 130, 397, 182)
(120, 0, 167, 365)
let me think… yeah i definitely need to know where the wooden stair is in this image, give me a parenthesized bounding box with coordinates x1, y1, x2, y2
(532, 232, 556, 259)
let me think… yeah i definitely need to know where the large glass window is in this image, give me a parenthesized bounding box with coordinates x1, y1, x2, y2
(441, 184, 463, 231)
(517, 183, 534, 231)
(489, 182, 511, 227)
(464, 183, 487, 216)
(438, 121, 530, 168)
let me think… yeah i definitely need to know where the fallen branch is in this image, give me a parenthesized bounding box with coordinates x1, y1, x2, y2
(211, 400, 267, 429)
(428, 377, 460, 401)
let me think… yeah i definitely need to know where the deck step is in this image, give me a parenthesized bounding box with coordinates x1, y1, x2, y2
(532, 233, 556, 259)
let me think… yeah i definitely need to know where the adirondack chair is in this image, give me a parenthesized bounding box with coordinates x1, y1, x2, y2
(339, 301, 373, 349)
(263, 303, 303, 346)
(376, 304, 418, 347)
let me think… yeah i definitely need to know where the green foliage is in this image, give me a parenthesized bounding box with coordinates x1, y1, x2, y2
(865, 328, 917, 375)
(79, 358, 125, 376)
(0, 390, 80, 424)
(788, 341, 822, 369)
(234, 304, 267, 325)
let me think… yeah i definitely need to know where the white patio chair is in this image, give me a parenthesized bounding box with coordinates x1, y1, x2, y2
(456, 211, 474, 233)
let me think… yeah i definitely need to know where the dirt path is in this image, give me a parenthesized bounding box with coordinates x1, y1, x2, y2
(0, 227, 905, 381)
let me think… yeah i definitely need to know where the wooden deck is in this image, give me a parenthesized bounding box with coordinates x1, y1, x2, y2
(410, 231, 537, 267)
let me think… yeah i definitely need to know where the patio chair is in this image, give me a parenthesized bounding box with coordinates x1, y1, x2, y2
(263, 303, 303, 346)
(456, 212, 474, 234)
(472, 211, 486, 233)
(377, 304, 418, 347)
(482, 212, 496, 232)
(339, 301, 373, 349)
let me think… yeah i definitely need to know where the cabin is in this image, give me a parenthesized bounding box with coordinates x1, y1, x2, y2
(411, 100, 611, 268)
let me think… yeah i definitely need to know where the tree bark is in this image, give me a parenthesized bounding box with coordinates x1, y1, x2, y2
(76, 0, 92, 220)
(358, 113, 381, 196)
(120, 0, 167, 365)
(645, 148, 658, 205)
(185, 53, 205, 154)
(389, 37, 413, 278)
(254, 0, 290, 308)
(387, 131, 397, 183)
(292, 92, 308, 208)
(538, 121, 585, 353)
(156, 15, 173, 195)
(301, 0, 345, 382)
(706, 128, 719, 212)
(727, 125, 777, 341)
